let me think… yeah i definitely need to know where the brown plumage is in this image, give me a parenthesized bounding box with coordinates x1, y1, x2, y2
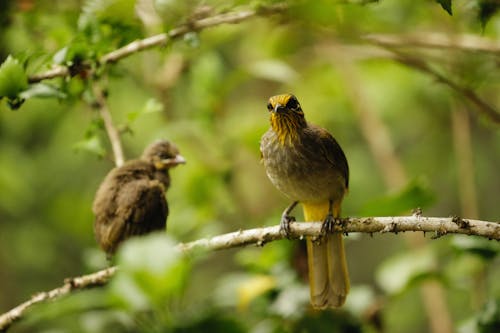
(260, 94, 350, 309)
(93, 140, 185, 257)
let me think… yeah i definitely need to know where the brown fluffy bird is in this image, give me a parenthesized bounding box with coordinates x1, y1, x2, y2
(93, 140, 185, 257)
(260, 94, 350, 309)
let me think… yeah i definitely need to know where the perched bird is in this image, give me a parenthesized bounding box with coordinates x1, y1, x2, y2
(260, 94, 350, 309)
(93, 140, 185, 257)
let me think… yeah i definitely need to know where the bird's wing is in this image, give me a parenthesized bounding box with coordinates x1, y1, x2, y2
(312, 125, 349, 189)
(115, 179, 168, 233)
(94, 178, 168, 253)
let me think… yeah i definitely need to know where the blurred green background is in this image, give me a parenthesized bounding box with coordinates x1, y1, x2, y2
(0, 0, 499, 332)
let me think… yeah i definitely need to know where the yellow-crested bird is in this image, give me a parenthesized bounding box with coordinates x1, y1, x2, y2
(93, 140, 185, 257)
(260, 94, 349, 308)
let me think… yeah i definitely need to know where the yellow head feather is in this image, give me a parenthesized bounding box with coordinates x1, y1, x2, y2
(267, 94, 307, 145)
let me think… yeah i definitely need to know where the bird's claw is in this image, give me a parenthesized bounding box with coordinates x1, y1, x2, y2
(321, 213, 342, 234)
(280, 214, 296, 239)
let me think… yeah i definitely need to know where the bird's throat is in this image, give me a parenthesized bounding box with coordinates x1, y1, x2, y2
(270, 113, 306, 145)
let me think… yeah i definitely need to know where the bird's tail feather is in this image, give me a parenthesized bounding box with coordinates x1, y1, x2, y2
(303, 202, 349, 309)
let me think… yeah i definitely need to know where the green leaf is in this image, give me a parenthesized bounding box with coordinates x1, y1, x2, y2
(126, 98, 164, 123)
(376, 248, 436, 294)
(79, 0, 139, 31)
(451, 235, 499, 260)
(19, 83, 67, 100)
(248, 60, 298, 83)
(111, 234, 190, 310)
(0, 55, 28, 99)
(72, 135, 106, 158)
(436, 0, 452, 15)
(477, 299, 500, 333)
(360, 177, 435, 216)
(478, 0, 500, 29)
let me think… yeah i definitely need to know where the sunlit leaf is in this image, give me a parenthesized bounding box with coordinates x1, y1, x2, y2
(344, 285, 377, 315)
(237, 274, 276, 311)
(270, 284, 309, 319)
(213, 273, 274, 309)
(127, 98, 164, 123)
(248, 60, 299, 83)
(110, 234, 190, 309)
(451, 235, 499, 260)
(19, 83, 67, 100)
(73, 135, 106, 158)
(0, 55, 28, 99)
(376, 248, 436, 294)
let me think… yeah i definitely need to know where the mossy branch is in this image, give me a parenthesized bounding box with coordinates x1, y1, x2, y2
(1, 215, 498, 331)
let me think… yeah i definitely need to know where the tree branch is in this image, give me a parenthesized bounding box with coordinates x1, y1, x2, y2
(1, 216, 498, 331)
(372, 47, 500, 125)
(91, 83, 125, 167)
(0, 267, 117, 332)
(28, 4, 288, 83)
(363, 33, 500, 55)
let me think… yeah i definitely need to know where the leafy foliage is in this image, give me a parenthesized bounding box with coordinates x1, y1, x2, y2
(0, 1, 499, 333)
(0, 55, 28, 108)
(436, 0, 453, 15)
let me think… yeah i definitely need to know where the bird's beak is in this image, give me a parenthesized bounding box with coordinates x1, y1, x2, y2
(273, 103, 286, 114)
(161, 154, 186, 167)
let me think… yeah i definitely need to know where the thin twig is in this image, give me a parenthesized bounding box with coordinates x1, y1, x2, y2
(1, 216, 498, 331)
(384, 49, 500, 125)
(28, 4, 288, 83)
(0, 267, 117, 332)
(92, 84, 125, 167)
(363, 33, 500, 55)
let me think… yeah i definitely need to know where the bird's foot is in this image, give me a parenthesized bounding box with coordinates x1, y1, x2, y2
(280, 213, 296, 239)
(321, 213, 342, 234)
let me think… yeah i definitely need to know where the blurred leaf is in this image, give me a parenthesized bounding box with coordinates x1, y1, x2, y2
(344, 285, 377, 316)
(173, 311, 246, 333)
(19, 83, 67, 100)
(80, 0, 138, 28)
(73, 135, 106, 158)
(237, 274, 276, 311)
(184, 32, 201, 48)
(360, 177, 435, 216)
(154, 0, 192, 27)
(235, 242, 292, 272)
(451, 235, 499, 260)
(53, 46, 69, 65)
(293, 309, 363, 333)
(214, 272, 275, 309)
(111, 233, 190, 310)
(63, 37, 95, 64)
(0, 55, 28, 99)
(376, 248, 435, 294)
(436, 0, 452, 15)
(126, 98, 164, 123)
(478, 0, 500, 28)
(270, 284, 309, 319)
(477, 299, 500, 333)
(248, 59, 298, 83)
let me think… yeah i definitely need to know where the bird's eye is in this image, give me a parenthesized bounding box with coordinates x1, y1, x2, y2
(158, 153, 170, 159)
(267, 102, 273, 111)
(286, 96, 298, 110)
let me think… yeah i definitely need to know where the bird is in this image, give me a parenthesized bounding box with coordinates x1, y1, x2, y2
(260, 94, 350, 309)
(93, 140, 185, 257)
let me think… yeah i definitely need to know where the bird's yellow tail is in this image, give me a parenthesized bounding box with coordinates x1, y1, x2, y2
(303, 202, 349, 309)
